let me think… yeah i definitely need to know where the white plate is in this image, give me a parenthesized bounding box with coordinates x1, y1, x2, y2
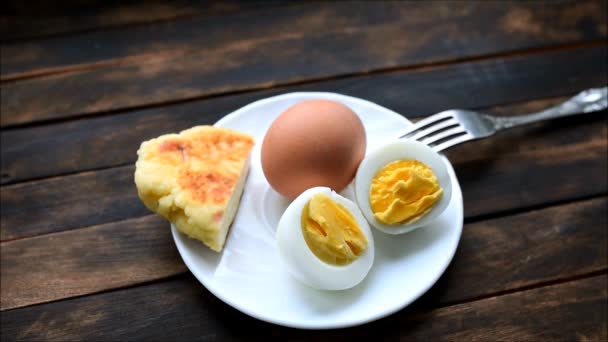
(171, 92, 463, 329)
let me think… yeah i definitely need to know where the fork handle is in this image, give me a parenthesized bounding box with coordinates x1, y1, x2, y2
(492, 87, 608, 130)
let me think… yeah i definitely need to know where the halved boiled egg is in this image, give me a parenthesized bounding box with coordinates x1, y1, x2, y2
(355, 139, 452, 234)
(276, 187, 374, 290)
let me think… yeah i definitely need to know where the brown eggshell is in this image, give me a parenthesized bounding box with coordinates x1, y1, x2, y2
(261, 100, 366, 199)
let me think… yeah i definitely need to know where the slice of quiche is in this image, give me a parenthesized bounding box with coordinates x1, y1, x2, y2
(134, 126, 255, 252)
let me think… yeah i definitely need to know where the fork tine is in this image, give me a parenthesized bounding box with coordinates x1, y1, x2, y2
(395, 111, 454, 139)
(409, 118, 459, 141)
(432, 134, 475, 152)
(420, 126, 467, 145)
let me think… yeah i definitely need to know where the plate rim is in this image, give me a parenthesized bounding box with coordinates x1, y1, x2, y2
(171, 91, 464, 329)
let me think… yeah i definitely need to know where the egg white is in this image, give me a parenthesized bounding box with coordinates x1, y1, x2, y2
(355, 139, 452, 234)
(276, 187, 375, 290)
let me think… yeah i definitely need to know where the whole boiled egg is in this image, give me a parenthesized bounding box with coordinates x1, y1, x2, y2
(276, 187, 374, 290)
(355, 139, 452, 234)
(261, 100, 366, 200)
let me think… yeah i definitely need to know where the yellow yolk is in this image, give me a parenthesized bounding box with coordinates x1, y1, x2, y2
(301, 193, 368, 266)
(370, 160, 442, 225)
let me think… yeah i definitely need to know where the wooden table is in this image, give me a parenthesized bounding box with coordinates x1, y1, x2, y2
(1, 1, 607, 340)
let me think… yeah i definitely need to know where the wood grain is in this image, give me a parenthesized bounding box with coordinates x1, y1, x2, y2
(0, 1, 282, 42)
(4, 1, 605, 76)
(426, 198, 607, 304)
(1, 194, 605, 311)
(2, 2, 606, 339)
(1, 1, 199, 42)
(1, 271, 604, 341)
(1, 98, 605, 241)
(1, 1, 606, 125)
(0, 165, 147, 241)
(2, 46, 606, 184)
(0, 215, 186, 311)
(446, 114, 608, 219)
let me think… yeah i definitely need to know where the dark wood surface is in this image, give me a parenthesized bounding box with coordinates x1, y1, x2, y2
(1, 1, 606, 341)
(2, 1, 606, 126)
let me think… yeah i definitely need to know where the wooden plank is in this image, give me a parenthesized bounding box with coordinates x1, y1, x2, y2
(0, 1, 280, 42)
(0, 215, 187, 311)
(1, 1, 200, 42)
(0, 165, 147, 241)
(1, 192, 605, 311)
(1, 1, 606, 125)
(428, 198, 607, 303)
(5, 1, 605, 77)
(1, 272, 604, 341)
(2, 46, 606, 183)
(1, 96, 606, 241)
(445, 113, 608, 219)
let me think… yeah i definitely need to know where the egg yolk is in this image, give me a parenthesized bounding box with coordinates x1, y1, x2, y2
(301, 194, 368, 266)
(370, 160, 442, 225)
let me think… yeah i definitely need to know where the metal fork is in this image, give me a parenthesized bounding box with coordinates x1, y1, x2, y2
(396, 87, 608, 152)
